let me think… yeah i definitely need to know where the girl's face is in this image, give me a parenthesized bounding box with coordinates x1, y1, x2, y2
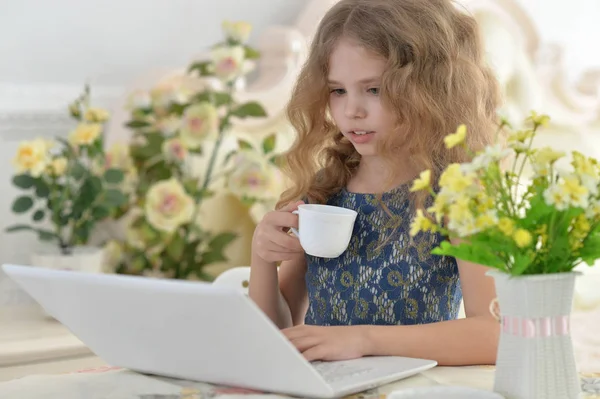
(327, 38, 396, 158)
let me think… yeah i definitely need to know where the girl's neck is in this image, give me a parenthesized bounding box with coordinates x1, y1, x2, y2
(347, 155, 419, 194)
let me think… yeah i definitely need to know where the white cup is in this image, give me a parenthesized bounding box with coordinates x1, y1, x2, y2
(290, 204, 358, 258)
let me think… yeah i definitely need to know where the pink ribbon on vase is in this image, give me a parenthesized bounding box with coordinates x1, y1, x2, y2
(501, 315, 570, 338)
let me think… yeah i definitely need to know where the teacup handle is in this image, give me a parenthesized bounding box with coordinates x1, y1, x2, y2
(290, 210, 300, 237)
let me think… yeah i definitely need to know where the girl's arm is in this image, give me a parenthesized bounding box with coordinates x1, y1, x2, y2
(366, 256, 499, 365)
(249, 253, 308, 329)
(283, 250, 499, 365)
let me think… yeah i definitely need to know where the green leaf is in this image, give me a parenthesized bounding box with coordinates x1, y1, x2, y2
(167, 233, 185, 260)
(34, 180, 50, 198)
(12, 174, 36, 189)
(91, 206, 111, 220)
(125, 120, 151, 129)
(37, 229, 58, 241)
(214, 92, 233, 107)
(5, 224, 34, 233)
(32, 209, 45, 222)
(237, 139, 253, 150)
(431, 240, 506, 270)
(200, 232, 237, 266)
(231, 102, 267, 119)
(104, 189, 128, 207)
(104, 168, 125, 184)
(580, 233, 600, 266)
(188, 61, 213, 77)
(209, 232, 237, 253)
(12, 196, 34, 213)
(262, 134, 276, 154)
(70, 162, 87, 180)
(6, 225, 60, 242)
(244, 46, 261, 60)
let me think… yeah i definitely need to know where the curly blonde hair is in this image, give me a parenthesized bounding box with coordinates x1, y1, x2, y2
(276, 0, 502, 211)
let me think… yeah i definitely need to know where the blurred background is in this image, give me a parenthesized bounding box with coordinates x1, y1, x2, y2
(0, 0, 599, 381)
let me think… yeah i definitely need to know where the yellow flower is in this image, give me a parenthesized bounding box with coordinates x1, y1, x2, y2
(475, 212, 497, 230)
(572, 151, 599, 195)
(498, 217, 515, 236)
(69, 123, 102, 146)
(105, 143, 134, 171)
(513, 229, 532, 248)
(439, 164, 475, 194)
(444, 124, 466, 149)
(531, 147, 565, 176)
(409, 170, 431, 192)
(222, 20, 252, 43)
(570, 214, 591, 251)
(210, 45, 246, 83)
(145, 178, 195, 233)
(427, 191, 451, 223)
(544, 175, 589, 210)
(162, 137, 188, 162)
(12, 138, 51, 177)
(84, 107, 110, 123)
(179, 102, 219, 149)
(409, 209, 434, 237)
(49, 157, 68, 176)
(527, 111, 550, 127)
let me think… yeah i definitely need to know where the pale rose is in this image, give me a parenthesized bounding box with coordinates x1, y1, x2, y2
(69, 123, 102, 146)
(12, 138, 51, 177)
(155, 116, 181, 136)
(145, 178, 195, 233)
(49, 157, 68, 176)
(105, 143, 134, 171)
(222, 20, 252, 43)
(162, 137, 188, 162)
(227, 151, 283, 201)
(150, 83, 190, 109)
(126, 89, 152, 110)
(179, 102, 219, 149)
(84, 107, 110, 123)
(210, 45, 245, 83)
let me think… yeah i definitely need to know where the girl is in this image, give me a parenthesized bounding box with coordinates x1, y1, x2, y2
(249, 0, 502, 366)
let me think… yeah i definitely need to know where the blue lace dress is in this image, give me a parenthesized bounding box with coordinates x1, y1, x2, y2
(304, 185, 462, 326)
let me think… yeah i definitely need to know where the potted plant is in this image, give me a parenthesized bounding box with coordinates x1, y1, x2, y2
(6, 86, 129, 273)
(104, 20, 284, 281)
(410, 112, 599, 399)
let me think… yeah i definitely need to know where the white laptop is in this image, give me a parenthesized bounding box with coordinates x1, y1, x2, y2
(2, 264, 436, 398)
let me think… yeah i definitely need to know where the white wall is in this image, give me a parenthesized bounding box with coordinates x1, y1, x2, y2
(517, 0, 600, 83)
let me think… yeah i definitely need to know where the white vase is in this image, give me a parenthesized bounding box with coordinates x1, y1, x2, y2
(488, 270, 581, 399)
(30, 245, 105, 273)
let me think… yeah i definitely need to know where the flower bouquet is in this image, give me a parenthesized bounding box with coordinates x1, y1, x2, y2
(410, 112, 599, 399)
(106, 20, 284, 281)
(6, 85, 129, 271)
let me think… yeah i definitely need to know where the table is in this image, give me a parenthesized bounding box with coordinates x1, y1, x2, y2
(1, 317, 599, 398)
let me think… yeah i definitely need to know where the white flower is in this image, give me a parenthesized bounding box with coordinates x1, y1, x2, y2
(210, 45, 246, 83)
(162, 137, 188, 162)
(227, 151, 284, 201)
(145, 178, 195, 233)
(543, 173, 589, 210)
(222, 21, 252, 43)
(463, 145, 512, 172)
(179, 103, 219, 149)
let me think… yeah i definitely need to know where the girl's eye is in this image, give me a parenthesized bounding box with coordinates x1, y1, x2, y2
(330, 89, 346, 95)
(368, 88, 380, 95)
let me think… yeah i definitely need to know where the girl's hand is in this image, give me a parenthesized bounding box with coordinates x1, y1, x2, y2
(252, 200, 305, 264)
(282, 325, 371, 361)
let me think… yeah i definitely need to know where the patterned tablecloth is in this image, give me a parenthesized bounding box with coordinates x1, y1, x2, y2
(0, 364, 599, 399)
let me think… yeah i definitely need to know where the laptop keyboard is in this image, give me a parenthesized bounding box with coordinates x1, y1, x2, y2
(311, 361, 373, 383)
